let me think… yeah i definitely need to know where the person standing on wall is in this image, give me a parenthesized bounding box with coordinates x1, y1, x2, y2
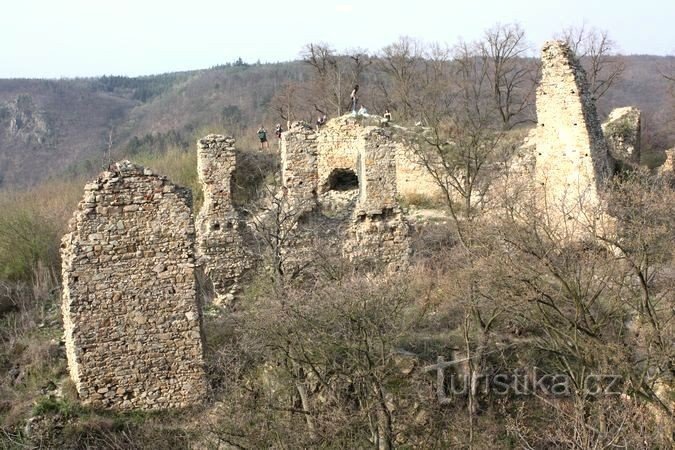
(257, 126, 269, 150)
(382, 108, 392, 126)
(350, 84, 359, 112)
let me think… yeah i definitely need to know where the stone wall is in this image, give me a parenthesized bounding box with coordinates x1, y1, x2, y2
(317, 118, 361, 194)
(533, 40, 614, 223)
(344, 209, 410, 271)
(280, 118, 411, 271)
(281, 123, 319, 204)
(395, 143, 444, 200)
(659, 148, 674, 176)
(316, 116, 442, 202)
(358, 128, 398, 213)
(195, 135, 253, 304)
(602, 106, 641, 166)
(61, 161, 207, 410)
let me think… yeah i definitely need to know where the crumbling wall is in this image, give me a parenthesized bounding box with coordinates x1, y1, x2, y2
(659, 148, 674, 176)
(344, 209, 410, 271)
(195, 135, 253, 304)
(317, 118, 361, 194)
(280, 118, 411, 272)
(318, 117, 442, 202)
(61, 161, 207, 410)
(281, 123, 319, 205)
(358, 128, 398, 213)
(395, 143, 444, 200)
(602, 106, 641, 166)
(534, 40, 614, 220)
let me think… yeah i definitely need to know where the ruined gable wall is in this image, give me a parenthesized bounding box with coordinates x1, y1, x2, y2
(534, 41, 614, 214)
(195, 135, 252, 303)
(61, 161, 207, 410)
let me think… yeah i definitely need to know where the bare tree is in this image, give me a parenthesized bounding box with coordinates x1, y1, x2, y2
(300, 43, 368, 117)
(376, 36, 424, 120)
(479, 23, 537, 128)
(269, 81, 306, 126)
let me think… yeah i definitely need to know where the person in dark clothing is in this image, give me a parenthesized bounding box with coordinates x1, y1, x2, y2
(257, 126, 269, 149)
(350, 84, 359, 112)
(316, 114, 326, 129)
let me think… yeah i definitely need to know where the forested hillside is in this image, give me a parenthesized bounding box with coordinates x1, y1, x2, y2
(0, 51, 673, 189)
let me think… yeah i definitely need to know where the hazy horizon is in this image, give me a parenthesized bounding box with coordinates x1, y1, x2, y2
(2, 0, 674, 79)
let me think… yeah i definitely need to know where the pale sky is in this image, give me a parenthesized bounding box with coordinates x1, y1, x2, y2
(2, 0, 673, 79)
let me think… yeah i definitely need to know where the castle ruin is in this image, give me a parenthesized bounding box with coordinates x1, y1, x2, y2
(60, 161, 207, 409)
(58, 40, 658, 412)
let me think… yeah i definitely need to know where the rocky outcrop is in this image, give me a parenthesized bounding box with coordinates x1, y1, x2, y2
(61, 161, 207, 410)
(0, 95, 52, 144)
(602, 106, 641, 166)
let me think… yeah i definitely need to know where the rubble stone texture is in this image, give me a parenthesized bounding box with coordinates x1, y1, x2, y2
(659, 148, 674, 176)
(195, 135, 253, 303)
(395, 143, 444, 200)
(317, 117, 442, 202)
(534, 40, 614, 218)
(281, 123, 320, 204)
(280, 118, 410, 271)
(602, 106, 641, 165)
(61, 161, 207, 410)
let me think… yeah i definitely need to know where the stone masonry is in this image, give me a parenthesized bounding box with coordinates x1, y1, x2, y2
(280, 118, 410, 271)
(281, 123, 319, 204)
(659, 148, 674, 176)
(602, 106, 641, 166)
(61, 161, 207, 410)
(317, 117, 442, 202)
(534, 40, 614, 222)
(195, 135, 253, 304)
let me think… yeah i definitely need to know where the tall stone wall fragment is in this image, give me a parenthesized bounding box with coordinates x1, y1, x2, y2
(358, 128, 398, 213)
(534, 40, 614, 221)
(602, 106, 641, 166)
(61, 161, 207, 410)
(280, 123, 319, 206)
(195, 135, 252, 304)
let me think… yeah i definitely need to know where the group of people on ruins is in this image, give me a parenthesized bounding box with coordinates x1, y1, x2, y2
(256, 84, 394, 149)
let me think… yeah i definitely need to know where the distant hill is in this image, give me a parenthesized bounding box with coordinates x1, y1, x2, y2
(0, 55, 673, 189)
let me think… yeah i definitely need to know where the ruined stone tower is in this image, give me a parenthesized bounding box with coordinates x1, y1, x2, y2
(61, 161, 207, 409)
(534, 41, 614, 223)
(280, 117, 410, 271)
(195, 135, 252, 303)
